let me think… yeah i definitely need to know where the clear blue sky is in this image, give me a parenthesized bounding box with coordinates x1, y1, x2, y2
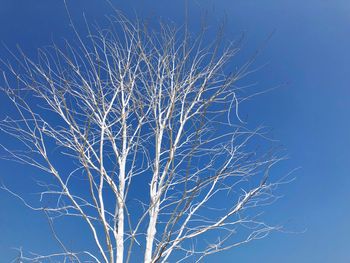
(0, 0, 350, 262)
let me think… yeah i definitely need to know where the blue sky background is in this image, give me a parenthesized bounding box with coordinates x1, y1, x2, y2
(0, 0, 350, 262)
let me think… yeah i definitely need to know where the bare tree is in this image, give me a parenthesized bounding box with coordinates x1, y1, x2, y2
(0, 10, 285, 263)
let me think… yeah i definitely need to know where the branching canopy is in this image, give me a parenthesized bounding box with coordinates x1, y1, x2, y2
(0, 10, 285, 263)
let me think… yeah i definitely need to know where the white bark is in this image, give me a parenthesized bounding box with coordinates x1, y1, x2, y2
(0, 10, 285, 263)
